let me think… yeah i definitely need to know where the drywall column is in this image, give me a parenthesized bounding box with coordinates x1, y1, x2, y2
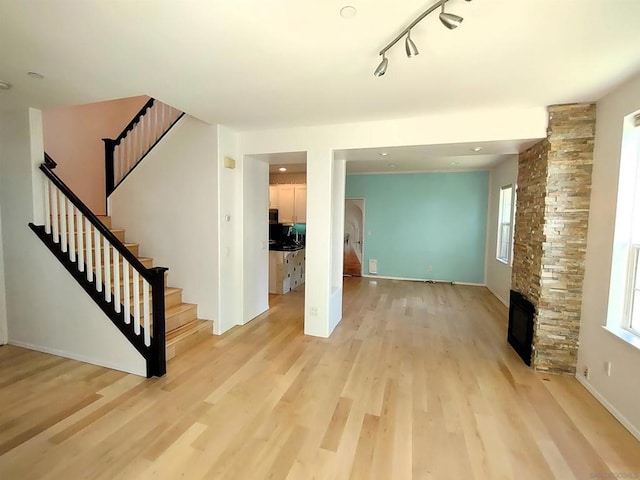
(329, 158, 346, 333)
(242, 155, 269, 323)
(0, 204, 7, 345)
(217, 125, 241, 333)
(305, 148, 335, 337)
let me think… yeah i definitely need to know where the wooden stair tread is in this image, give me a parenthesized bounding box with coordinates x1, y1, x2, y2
(166, 319, 210, 345)
(79, 242, 138, 250)
(93, 256, 153, 268)
(127, 287, 182, 300)
(165, 302, 196, 316)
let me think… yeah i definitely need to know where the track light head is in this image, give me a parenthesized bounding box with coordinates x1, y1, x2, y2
(374, 55, 388, 77)
(405, 31, 419, 58)
(439, 3, 463, 29)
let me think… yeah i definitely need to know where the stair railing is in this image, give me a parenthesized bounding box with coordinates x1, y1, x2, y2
(29, 157, 168, 377)
(103, 98, 184, 201)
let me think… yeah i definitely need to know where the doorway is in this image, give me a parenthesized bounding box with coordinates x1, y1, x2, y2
(344, 198, 364, 276)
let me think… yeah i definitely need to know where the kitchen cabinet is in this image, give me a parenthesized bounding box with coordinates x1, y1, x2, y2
(294, 186, 306, 223)
(270, 184, 306, 223)
(269, 186, 279, 208)
(269, 248, 305, 294)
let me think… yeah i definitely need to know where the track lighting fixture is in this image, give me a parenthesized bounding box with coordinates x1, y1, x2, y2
(405, 31, 419, 58)
(374, 54, 389, 77)
(439, 3, 463, 29)
(373, 0, 472, 77)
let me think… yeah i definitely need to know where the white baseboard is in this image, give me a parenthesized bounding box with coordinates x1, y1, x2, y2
(575, 374, 640, 442)
(361, 274, 485, 287)
(9, 340, 146, 377)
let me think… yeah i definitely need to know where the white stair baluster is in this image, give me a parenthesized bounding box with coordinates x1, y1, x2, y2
(77, 208, 84, 272)
(103, 236, 111, 302)
(44, 180, 51, 235)
(68, 200, 75, 262)
(85, 217, 93, 281)
(146, 108, 152, 152)
(133, 269, 140, 335)
(94, 225, 102, 292)
(154, 102, 159, 142)
(133, 127, 138, 166)
(140, 117, 146, 161)
(143, 280, 150, 346)
(51, 185, 59, 243)
(113, 249, 121, 313)
(123, 259, 131, 324)
(114, 144, 120, 185)
(59, 190, 67, 253)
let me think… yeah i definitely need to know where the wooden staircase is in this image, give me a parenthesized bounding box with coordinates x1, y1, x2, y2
(93, 214, 212, 361)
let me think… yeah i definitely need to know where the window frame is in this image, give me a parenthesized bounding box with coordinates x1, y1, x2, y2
(608, 110, 640, 342)
(496, 184, 514, 265)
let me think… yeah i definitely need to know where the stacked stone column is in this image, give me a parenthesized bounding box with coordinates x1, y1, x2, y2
(512, 103, 596, 375)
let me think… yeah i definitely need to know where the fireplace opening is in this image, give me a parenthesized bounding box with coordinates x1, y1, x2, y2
(508, 290, 535, 366)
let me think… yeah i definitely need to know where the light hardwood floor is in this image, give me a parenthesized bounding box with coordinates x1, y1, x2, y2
(1, 278, 639, 479)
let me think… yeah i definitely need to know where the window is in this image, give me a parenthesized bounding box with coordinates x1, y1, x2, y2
(626, 245, 640, 334)
(496, 185, 514, 264)
(623, 116, 640, 335)
(608, 111, 640, 340)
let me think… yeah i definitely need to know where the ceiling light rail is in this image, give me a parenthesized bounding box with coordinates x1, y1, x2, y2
(374, 0, 471, 77)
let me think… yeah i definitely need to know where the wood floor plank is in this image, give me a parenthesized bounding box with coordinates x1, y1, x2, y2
(0, 278, 639, 479)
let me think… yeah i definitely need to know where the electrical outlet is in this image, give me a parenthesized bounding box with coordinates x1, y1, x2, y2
(605, 361, 612, 377)
(427, 265, 433, 271)
(310, 307, 318, 316)
(583, 366, 590, 380)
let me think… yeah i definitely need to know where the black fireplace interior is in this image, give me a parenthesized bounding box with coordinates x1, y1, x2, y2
(508, 290, 535, 366)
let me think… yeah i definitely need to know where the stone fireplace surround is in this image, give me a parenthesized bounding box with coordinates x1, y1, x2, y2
(511, 103, 596, 375)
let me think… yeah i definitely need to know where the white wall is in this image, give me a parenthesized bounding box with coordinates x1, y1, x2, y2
(577, 71, 640, 440)
(0, 204, 7, 345)
(485, 156, 518, 306)
(109, 115, 219, 322)
(243, 156, 269, 323)
(240, 106, 547, 338)
(0, 108, 145, 375)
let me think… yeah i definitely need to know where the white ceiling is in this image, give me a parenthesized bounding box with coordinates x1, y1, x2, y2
(1, 0, 640, 132)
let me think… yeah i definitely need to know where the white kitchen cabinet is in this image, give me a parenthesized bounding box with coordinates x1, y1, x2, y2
(271, 184, 306, 223)
(294, 185, 306, 223)
(269, 186, 279, 208)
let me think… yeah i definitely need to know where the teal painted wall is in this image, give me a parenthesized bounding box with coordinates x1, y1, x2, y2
(345, 171, 489, 283)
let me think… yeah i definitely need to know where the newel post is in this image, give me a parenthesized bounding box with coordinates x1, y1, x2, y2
(103, 138, 117, 211)
(148, 266, 169, 377)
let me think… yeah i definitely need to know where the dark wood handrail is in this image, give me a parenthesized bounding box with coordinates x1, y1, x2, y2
(39, 161, 159, 283)
(113, 97, 155, 145)
(44, 152, 57, 169)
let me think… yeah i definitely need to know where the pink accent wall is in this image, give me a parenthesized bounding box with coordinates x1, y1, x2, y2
(43, 95, 150, 215)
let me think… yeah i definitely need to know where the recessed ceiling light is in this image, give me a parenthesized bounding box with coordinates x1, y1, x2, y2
(388, 164, 397, 167)
(27, 71, 44, 79)
(451, 161, 461, 165)
(0, 80, 12, 90)
(340, 6, 357, 18)
(278, 167, 287, 172)
(472, 146, 483, 152)
(380, 152, 388, 157)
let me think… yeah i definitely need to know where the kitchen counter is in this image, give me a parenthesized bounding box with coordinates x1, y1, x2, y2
(269, 248, 305, 294)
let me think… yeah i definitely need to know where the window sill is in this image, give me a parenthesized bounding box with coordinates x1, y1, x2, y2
(602, 325, 640, 352)
(496, 258, 509, 265)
